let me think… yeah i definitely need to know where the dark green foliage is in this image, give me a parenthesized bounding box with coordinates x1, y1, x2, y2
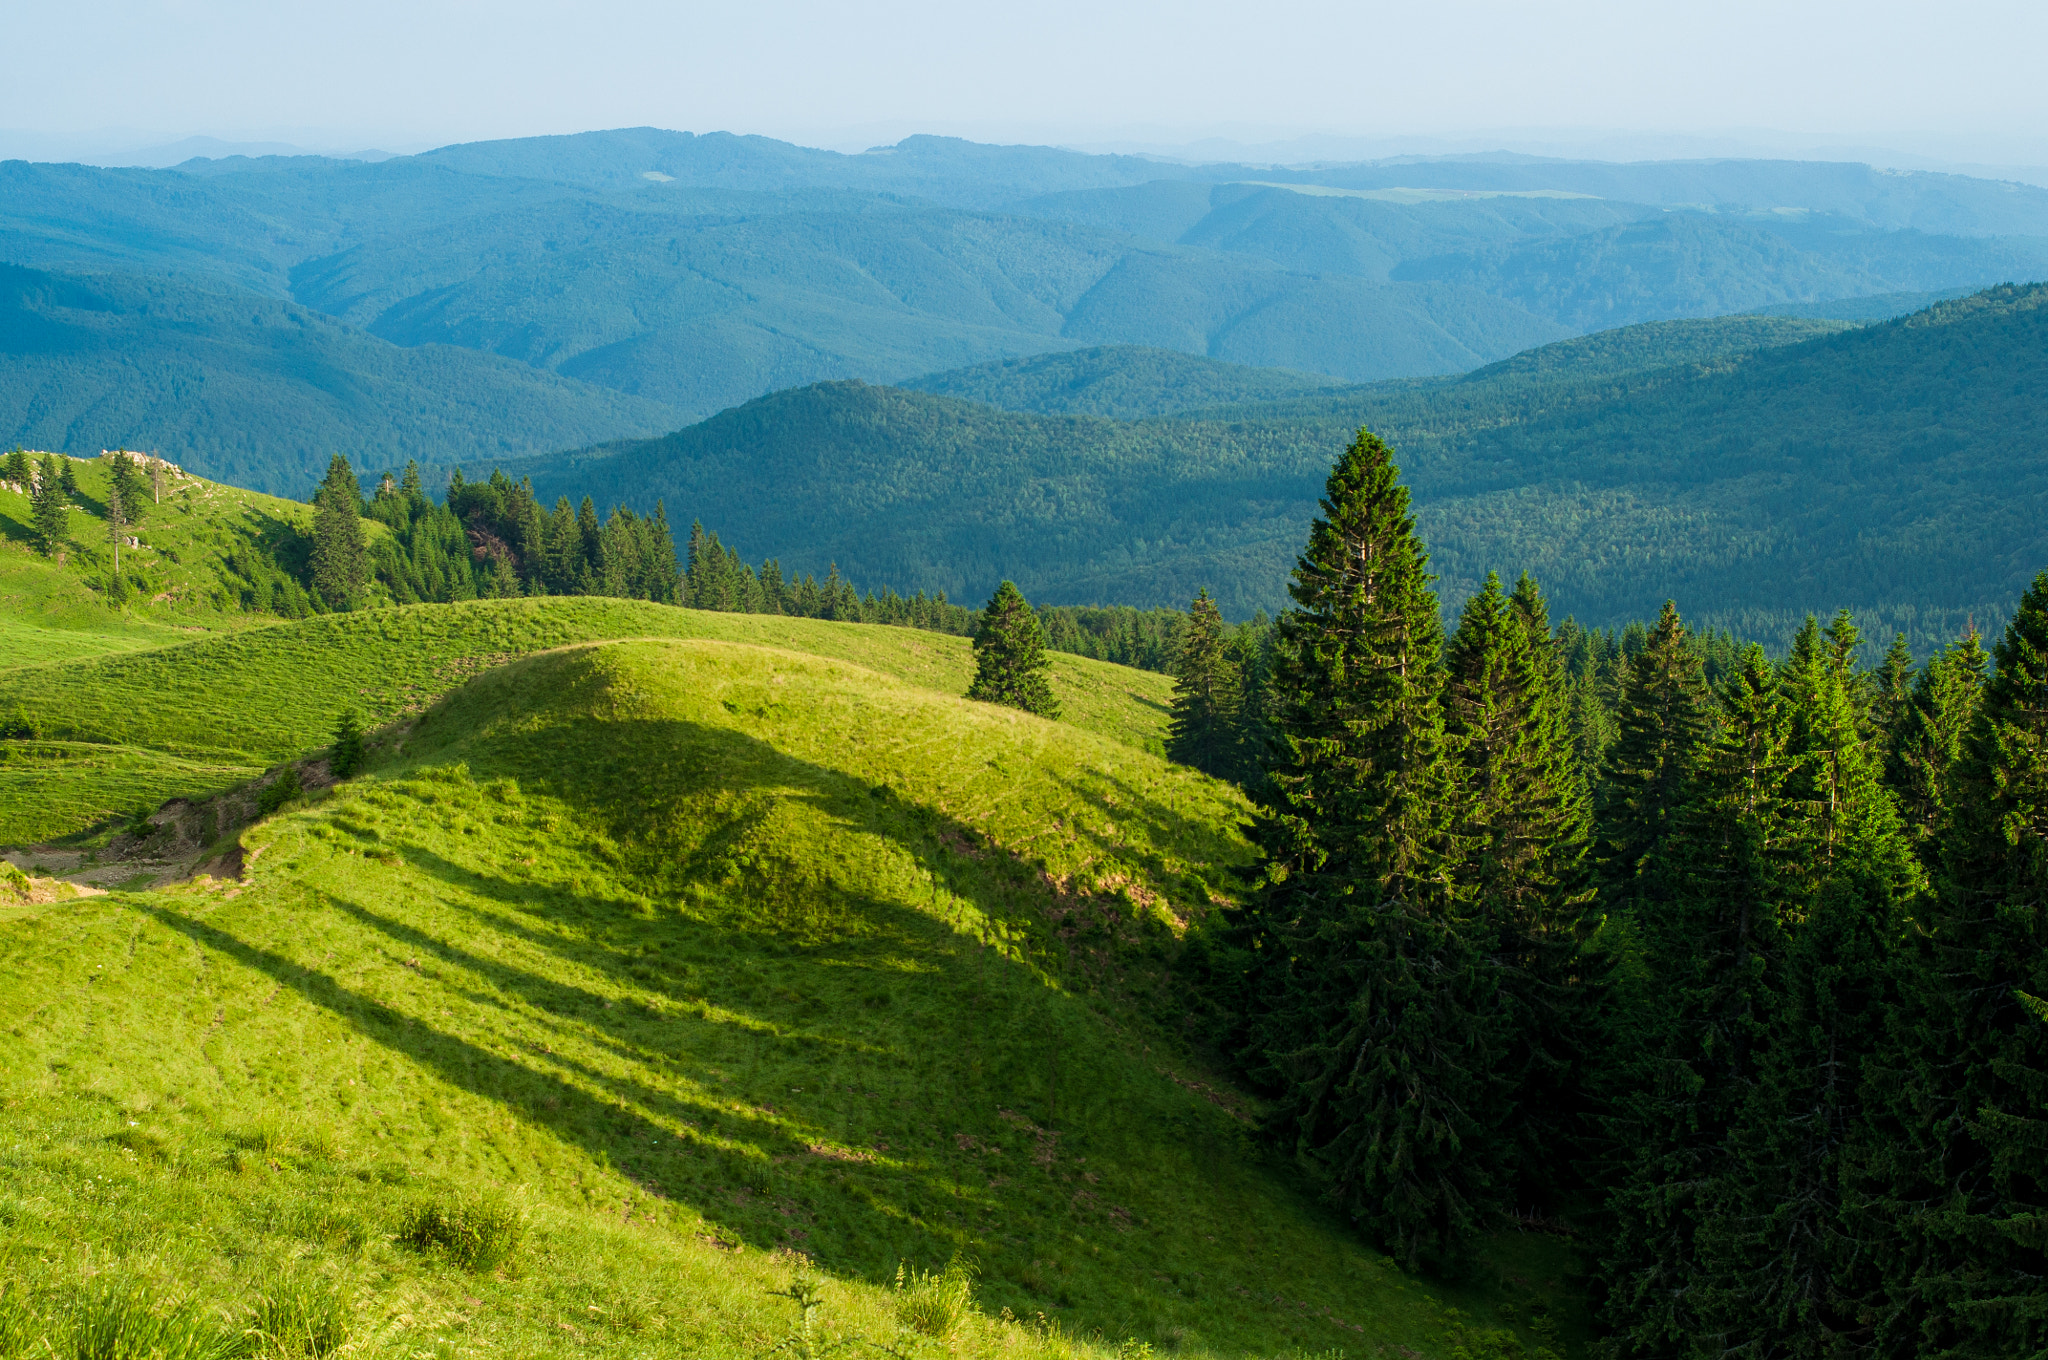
(1444, 572, 1596, 1197)
(1165, 589, 1242, 780)
(256, 767, 302, 816)
(104, 451, 149, 526)
(310, 455, 368, 609)
(330, 711, 365, 780)
(30, 455, 69, 556)
(1855, 573, 2048, 1359)
(2, 448, 27, 485)
(1688, 627, 1917, 1358)
(1594, 603, 1714, 913)
(1038, 605, 1186, 672)
(1237, 429, 1495, 1271)
(965, 582, 1060, 719)
(538, 288, 2048, 654)
(1884, 626, 1990, 865)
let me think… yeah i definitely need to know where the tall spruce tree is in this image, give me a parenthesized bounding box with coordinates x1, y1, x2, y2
(1857, 573, 2048, 1359)
(106, 451, 149, 526)
(1236, 429, 1491, 1271)
(310, 454, 368, 608)
(965, 582, 1059, 717)
(30, 456, 69, 556)
(1885, 626, 1990, 864)
(1166, 588, 1243, 779)
(1870, 632, 1915, 766)
(1596, 642, 1789, 1357)
(1445, 571, 1597, 1202)
(1686, 622, 1918, 1360)
(1595, 601, 1714, 912)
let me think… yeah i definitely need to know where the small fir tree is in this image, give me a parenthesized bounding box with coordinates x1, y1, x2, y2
(106, 451, 149, 526)
(310, 454, 368, 608)
(1165, 588, 1242, 778)
(330, 710, 366, 779)
(966, 581, 1059, 718)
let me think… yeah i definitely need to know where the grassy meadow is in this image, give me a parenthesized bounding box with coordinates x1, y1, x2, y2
(0, 629, 1583, 1358)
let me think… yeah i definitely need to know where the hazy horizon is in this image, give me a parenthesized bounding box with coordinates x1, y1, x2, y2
(10, 1, 2048, 179)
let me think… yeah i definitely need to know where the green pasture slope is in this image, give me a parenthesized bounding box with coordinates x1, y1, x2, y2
(0, 598, 1179, 845)
(0, 633, 1581, 1358)
(0, 453, 299, 667)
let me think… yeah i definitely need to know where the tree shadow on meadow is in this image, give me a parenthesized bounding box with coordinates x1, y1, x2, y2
(153, 713, 1259, 1296)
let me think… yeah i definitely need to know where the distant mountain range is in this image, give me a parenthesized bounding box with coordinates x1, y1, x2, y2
(0, 263, 680, 494)
(4, 128, 2048, 475)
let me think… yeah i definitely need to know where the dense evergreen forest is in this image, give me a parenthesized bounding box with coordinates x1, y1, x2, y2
(197, 455, 1190, 673)
(1142, 433, 2046, 1358)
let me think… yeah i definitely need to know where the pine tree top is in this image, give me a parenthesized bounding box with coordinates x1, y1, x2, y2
(966, 581, 1060, 719)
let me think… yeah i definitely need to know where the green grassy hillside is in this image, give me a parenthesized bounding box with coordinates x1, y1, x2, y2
(0, 638, 1579, 1357)
(0, 452, 308, 666)
(0, 597, 1178, 845)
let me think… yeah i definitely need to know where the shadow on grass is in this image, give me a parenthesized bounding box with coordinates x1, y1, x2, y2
(148, 715, 1257, 1302)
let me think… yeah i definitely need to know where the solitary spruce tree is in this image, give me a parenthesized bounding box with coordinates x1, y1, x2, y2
(966, 581, 1059, 718)
(106, 451, 149, 526)
(310, 454, 368, 608)
(1166, 588, 1242, 779)
(30, 456, 69, 557)
(1239, 428, 1491, 1271)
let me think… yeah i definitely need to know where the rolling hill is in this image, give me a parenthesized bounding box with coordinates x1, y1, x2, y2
(526, 289, 2046, 656)
(0, 599, 1582, 1357)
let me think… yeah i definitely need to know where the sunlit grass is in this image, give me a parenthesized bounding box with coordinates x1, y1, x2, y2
(0, 639, 1581, 1356)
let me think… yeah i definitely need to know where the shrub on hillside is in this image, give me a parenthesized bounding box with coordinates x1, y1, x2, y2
(398, 1194, 524, 1273)
(256, 767, 301, 816)
(249, 1275, 350, 1358)
(893, 1256, 978, 1339)
(329, 711, 365, 780)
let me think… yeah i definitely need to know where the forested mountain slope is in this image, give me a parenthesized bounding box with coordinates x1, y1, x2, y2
(901, 346, 1343, 418)
(0, 264, 682, 494)
(534, 287, 2048, 655)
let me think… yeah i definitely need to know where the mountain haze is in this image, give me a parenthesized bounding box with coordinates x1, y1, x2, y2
(5, 128, 2048, 465)
(0, 263, 682, 494)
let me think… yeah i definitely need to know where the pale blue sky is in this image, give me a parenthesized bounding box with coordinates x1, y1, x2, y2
(10, 0, 2048, 169)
